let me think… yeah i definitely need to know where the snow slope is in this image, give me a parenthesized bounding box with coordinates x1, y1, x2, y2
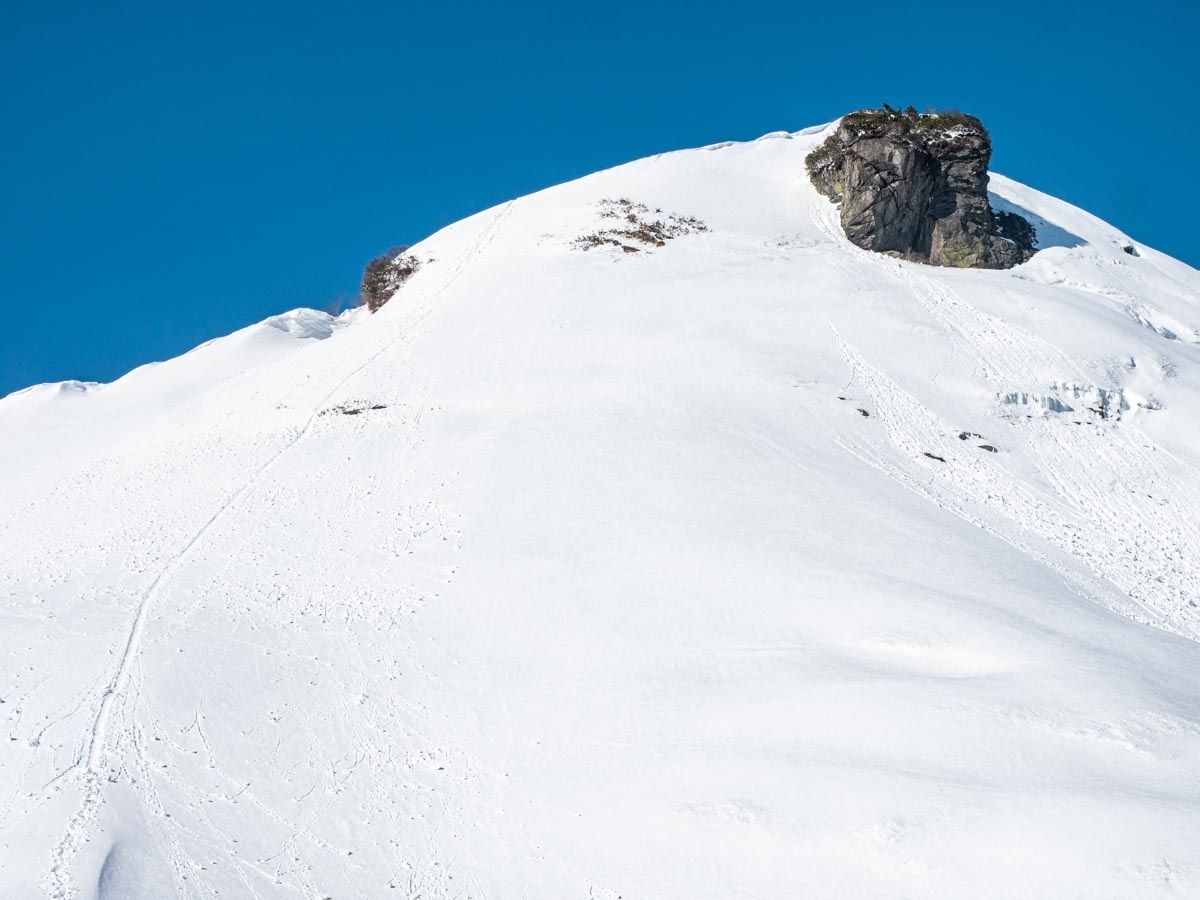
(3, 123, 1200, 899)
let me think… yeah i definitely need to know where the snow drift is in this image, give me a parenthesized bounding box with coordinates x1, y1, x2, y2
(3, 123, 1200, 899)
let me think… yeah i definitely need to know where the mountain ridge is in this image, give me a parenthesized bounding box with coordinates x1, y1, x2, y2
(3, 123, 1200, 899)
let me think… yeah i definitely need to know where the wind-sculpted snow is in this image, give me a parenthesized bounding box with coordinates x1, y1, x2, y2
(2, 127, 1200, 899)
(263, 308, 354, 341)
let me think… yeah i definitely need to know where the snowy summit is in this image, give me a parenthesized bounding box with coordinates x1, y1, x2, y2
(3, 119, 1200, 899)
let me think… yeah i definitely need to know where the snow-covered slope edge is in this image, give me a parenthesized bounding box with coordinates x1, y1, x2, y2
(2, 125, 1199, 899)
(0, 308, 365, 489)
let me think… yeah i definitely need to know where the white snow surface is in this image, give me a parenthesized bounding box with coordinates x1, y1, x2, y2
(4, 124, 1200, 899)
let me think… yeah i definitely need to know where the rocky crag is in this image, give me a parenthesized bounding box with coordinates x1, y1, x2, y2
(807, 106, 1037, 269)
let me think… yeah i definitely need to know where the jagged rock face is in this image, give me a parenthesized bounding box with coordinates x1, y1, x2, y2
(808, 109, 1037, 269)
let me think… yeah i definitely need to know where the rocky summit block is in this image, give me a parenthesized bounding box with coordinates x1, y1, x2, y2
(807, 107, 1037, 269)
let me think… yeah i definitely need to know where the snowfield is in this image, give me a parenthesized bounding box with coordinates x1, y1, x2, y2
(3, 123, 1200, 899)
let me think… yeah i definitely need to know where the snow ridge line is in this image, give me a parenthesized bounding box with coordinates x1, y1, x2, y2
(48, 201, 515, 899)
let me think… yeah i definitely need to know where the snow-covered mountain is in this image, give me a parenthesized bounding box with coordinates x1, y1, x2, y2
(4, 122, 1200, 899)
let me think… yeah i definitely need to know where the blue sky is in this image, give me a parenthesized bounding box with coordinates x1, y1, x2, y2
(2, 0, 1196, 397)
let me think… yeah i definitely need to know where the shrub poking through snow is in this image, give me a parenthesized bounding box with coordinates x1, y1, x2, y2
(361, 246, 421, 313)
(574, 198, 708, 254)
(995, 211, 1038, 249)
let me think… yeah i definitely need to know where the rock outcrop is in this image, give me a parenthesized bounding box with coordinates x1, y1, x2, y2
(807, 107, 1036, 269)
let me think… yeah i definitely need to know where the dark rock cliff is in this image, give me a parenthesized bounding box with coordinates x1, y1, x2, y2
(807, 107, 1036, 269)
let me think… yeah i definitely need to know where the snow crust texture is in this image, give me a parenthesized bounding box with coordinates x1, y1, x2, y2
(3, 125, 1200, 899)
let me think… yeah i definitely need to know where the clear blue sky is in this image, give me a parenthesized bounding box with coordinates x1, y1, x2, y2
(2, 0, 1195, 397)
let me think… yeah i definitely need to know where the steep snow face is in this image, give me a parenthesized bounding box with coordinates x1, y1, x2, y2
(3, 126, 1200, 899)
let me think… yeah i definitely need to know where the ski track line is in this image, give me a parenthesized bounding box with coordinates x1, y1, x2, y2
(827, 322, 1178, 638)
(47, 201, 514, 899)
(897, 264, 1200, 630)
(815, 202, 1200, 637)
(812, 200, 1200, 633)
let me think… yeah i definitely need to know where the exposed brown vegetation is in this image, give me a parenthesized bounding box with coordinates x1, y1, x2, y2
(361, 247, 421, 313)
(320, 401, 389, 417)
(574, 198, 708, 254)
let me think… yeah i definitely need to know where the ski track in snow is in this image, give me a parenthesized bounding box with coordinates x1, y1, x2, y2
(814, 197, 1200, 640)
(897, 264, 1200, 633)
(46, 202, 515, 899)
(829, 325, 1166, 633)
